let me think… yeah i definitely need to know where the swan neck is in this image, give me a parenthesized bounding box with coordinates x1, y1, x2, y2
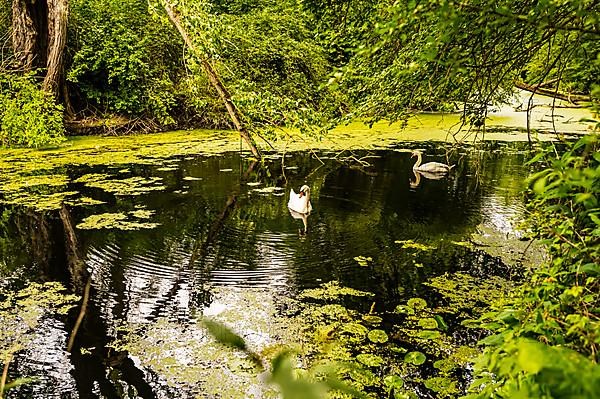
(413, 153, 422, 169)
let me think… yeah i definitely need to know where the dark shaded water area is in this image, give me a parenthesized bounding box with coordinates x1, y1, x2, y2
(1, 141, 533, 398)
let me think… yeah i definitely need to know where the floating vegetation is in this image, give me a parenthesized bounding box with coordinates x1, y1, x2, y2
(356, 353, 384, 367)
(246, 182, 262, 186)
(404, 351, 426, 365)
(0, 282, 78, 366)
(65, 196, 106, 207)
(424, 272, 514, 318)
(77, 175, 165, 196)
(367, 329, 388, 343)
(250, 186, 285, 195)
(394, 240, 437, 251)
(353, 255, 372, 267)
(76, 212, 160, 230)
(156, 166, 177, 171)
(183, 176, 202, 181)
(299, 281, 374, 301)
(219, 168, 233, 172)
(424, 376, 459, 397)
(362, 315, 382, 326)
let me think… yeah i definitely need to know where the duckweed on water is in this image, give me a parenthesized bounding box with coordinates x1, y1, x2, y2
(394, 240, 436, 251)
(76, 174, 165, 196)
(298, 281, 374, 301)
(76, 212, 160, 230)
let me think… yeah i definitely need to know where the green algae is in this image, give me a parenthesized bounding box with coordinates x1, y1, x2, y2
(299, 281, 374, 301)
(0, 107, 581, 212)
(394, 240, 436, 251)
(424, 272, 514, 317)
(76, 212, 160, 230)
(77, 175, 165, 196)
(356, 353, 384, 367)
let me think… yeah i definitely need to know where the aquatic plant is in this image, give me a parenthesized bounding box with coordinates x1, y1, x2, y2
(0, 282, 78, 396)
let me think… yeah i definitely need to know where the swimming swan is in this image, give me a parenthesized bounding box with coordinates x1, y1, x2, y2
(288, 185, 312, 214)
(411, 151, 454, 173)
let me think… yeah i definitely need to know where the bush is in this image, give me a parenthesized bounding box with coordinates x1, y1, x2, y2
(467, 134, 600, 398)
(0, 72, 65, 148)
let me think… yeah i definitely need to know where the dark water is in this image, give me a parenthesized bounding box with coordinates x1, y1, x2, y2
(0, 142, 531, 398)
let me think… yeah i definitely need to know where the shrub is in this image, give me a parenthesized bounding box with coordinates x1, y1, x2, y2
(0, 72, 65, 148)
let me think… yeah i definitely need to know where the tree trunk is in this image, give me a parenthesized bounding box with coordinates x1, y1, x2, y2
(11, 0, 68, 98)
(43, 0, 68, 96)
(12, 0, 39, 71)
(162, 2, 262, 159)
(516, 80, 591, 104)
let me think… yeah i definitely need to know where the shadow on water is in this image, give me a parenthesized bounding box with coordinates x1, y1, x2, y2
(0, 142, 533, 397)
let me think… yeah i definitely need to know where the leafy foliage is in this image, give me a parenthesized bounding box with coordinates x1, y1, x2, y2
(0, 72, 65, 148)
(467, 135, 600, 397)
(336, 0, 600, 125)
(68, 0, 182, 124)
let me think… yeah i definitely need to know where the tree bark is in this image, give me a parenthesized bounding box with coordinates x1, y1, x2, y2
(11, 0, 68, 98)
(12, 0, 39, 71)
(162, 2, 262, 159)
(43, 0, 68, 97)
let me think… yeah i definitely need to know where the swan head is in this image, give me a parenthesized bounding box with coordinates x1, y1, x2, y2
(299, 185, 310, 197)
(411, 150, 422, 158)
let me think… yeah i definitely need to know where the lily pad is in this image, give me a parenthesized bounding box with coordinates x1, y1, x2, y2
(341, 323, 368, 338)
(417, 330, 442, 340)
(356, 353, 384, 367)
(367, 329, 389, 344)
(404, 351, 426, 365)
(384, 375, 404, 390)
(394, 305, 415, 315)
(418, 318, 438, 330)
(407, 298, 427, 310)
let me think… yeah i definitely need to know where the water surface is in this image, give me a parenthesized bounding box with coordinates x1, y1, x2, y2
(1, 142, 532, 398)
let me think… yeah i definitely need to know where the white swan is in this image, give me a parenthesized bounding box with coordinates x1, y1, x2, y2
(412, 151, 454, 173)
(288, 185, 312, 214)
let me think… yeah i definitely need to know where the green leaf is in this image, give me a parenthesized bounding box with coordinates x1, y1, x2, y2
(367, 329, 389, 343)
(407, 297, 427, 310)
(356, 353, 384, 367)
(404, 351, 426, 365)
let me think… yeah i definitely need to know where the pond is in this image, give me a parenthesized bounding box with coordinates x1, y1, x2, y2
(1, 139, 541, 398)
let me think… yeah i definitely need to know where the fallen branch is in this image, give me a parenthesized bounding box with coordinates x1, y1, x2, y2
(516, 81, 591, 104)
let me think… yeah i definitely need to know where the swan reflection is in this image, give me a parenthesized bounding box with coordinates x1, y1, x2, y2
(410, 169, 448, 189)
